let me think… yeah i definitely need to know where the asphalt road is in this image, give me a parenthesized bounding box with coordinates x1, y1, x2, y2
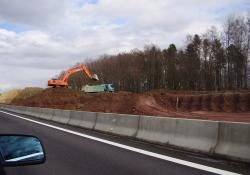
(0, 111, 248, 175)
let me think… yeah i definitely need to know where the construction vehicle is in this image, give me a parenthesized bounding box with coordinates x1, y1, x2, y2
(81, 84, 114, 93)
(48, 64, 98, 87)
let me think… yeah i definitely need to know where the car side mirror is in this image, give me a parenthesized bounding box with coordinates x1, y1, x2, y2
(0, 135, 46, 167)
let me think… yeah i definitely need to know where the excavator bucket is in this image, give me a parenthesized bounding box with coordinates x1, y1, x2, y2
(92, 74, 99, 81)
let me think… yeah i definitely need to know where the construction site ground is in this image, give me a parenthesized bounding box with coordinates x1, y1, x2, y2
(7, 88, 250, 123)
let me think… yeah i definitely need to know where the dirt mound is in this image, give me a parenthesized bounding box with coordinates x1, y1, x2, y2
(222, 93, 239, 112)
(153, 93, 177, 111)
(152, 90, 250, 113)
(0, 87, 43, 104)
(11, 87, 43, 104)
(191, 95, 202, 111)
(238, 93, 250, 112)
(200, 95, 211, 111)
(9, 88, 250, 122)
(210, 94, 224, 112)
(77, 91, 139, 114)
(13, 88, 139, 113)
(179, 96, 193, 111)
(0, 89, 22, 104)
(16, 88, 80, 109)
(135, 96, 171, 116)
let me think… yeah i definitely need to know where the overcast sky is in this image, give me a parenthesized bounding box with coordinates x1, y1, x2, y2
(0, 0, 249, 92)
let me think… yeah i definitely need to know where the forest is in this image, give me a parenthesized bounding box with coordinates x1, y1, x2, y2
(67, 15, 250, 93)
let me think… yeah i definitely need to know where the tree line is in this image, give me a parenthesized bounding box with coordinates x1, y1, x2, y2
(67, 15, 250, 92)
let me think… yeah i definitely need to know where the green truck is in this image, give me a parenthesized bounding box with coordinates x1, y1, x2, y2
(81, 84, 114, 93)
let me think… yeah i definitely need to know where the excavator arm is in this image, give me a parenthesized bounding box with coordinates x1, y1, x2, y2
(48, 64, 98, 87)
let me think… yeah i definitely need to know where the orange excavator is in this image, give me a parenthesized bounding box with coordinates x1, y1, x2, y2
(48, 64, 99, 87)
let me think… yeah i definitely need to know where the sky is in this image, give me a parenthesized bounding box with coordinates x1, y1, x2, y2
(0, 0, 249, 92)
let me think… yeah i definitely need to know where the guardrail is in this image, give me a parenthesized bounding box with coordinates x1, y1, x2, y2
(0, 104, 249, 163)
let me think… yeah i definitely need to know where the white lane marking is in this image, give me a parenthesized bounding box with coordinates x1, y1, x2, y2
(0, 110, 240, 175)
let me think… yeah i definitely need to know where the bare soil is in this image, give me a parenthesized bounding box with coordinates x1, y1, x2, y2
(10, 88, 250, 123)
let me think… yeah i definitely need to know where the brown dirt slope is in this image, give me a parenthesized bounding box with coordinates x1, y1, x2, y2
(11, 87, 43, 104)
(10, 88, 250, 123)
(0, 87, 43, 104)
(0, 89, 22, 104)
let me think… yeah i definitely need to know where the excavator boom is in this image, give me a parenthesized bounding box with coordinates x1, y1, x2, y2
(48, 64, 98, 87)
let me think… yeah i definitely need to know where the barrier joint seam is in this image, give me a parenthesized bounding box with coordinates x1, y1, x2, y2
(92, 112, 98, 130)
(212, 122, 221, 154)
(133, 115, 141, 137)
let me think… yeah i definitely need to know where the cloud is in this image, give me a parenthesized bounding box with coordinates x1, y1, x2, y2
(0, 0, 249, 91)
(0, 0, 71, 27)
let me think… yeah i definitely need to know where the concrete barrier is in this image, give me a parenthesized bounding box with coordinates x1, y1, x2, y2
(10, 106, 15, 112)
(4, 105, 11, 110)
(25, 107, 42, 118)
(2, 104, 250, 163)
(136, 116, 219, 153)
(69, 111, 97, 129)
(24, 107, 34, 116)
(40, 108, 55, 120)
(215, 122, 250, 162)
(0, 104, 7, 111)
(52, 109, 71, 124)
(95, 113, 139, 136)
(14, 105, 27, 114)
(4, 105, 10, 111)
(12, 105, 22, 113)
(136, 116, 176, 144)
(169, 119, 219, 153)
(0, 104, 8, 111)
(3, 105, 9, 110)
(8, 105, 16, 112)
(7, 105, 16, 113)
(0, 104, 6, 110)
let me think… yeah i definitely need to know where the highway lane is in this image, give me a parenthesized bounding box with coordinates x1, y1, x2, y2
(0, 111, 247, 175)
